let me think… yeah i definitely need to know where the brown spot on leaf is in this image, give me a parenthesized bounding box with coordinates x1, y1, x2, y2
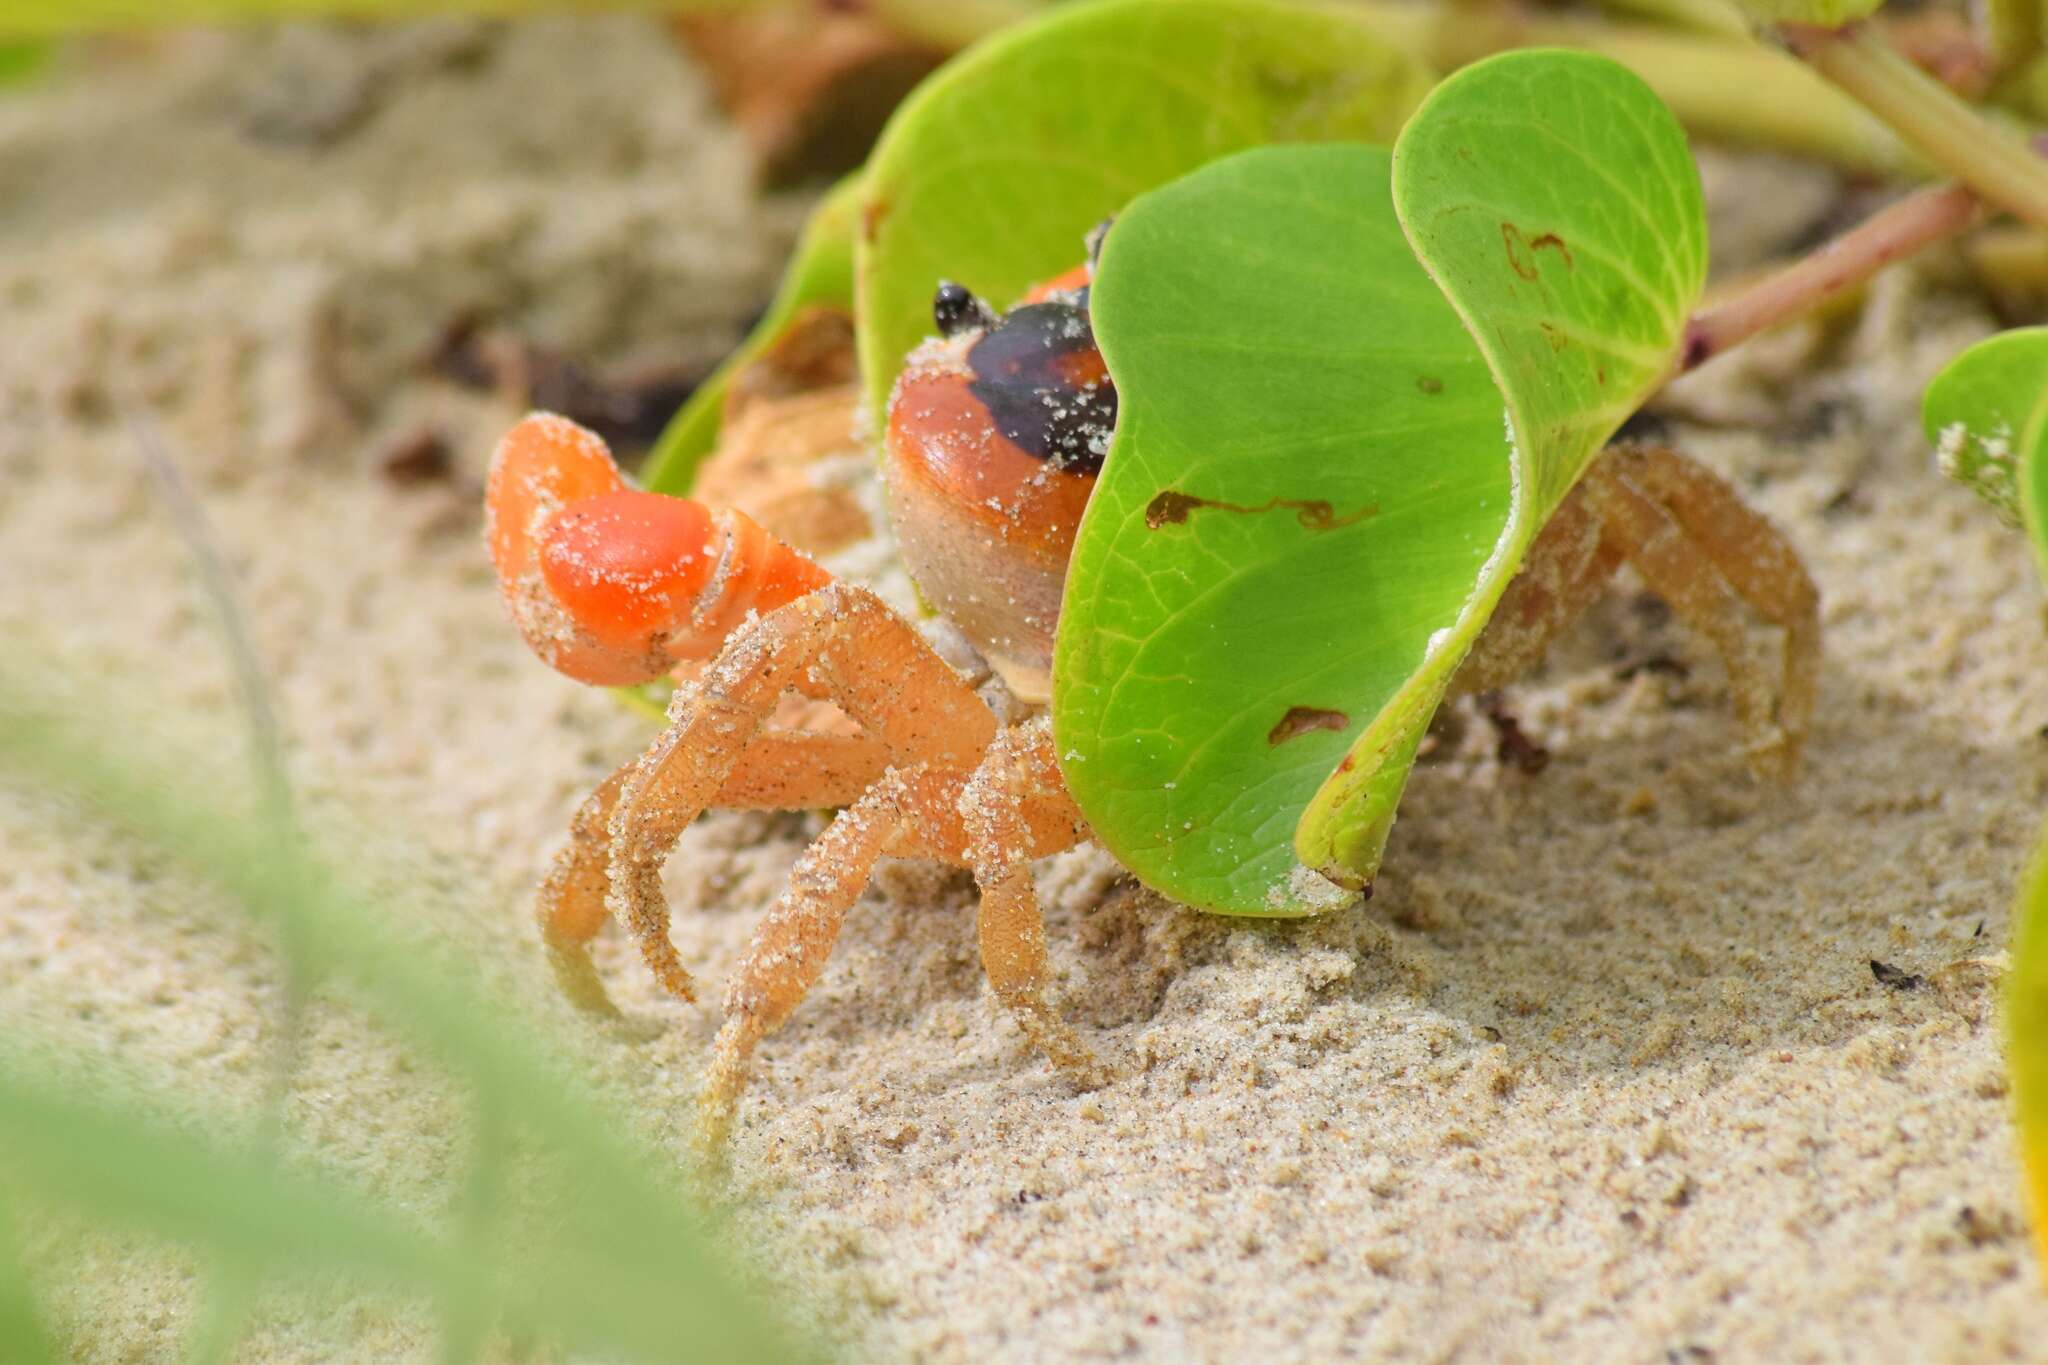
(1416, 375, 1443, 395)
(1268, 706, 1349, 746)
(1144, 489, 1376, 532)
(1530, 232, 1573, 268)
(1501, 223, 1539, 281)
(862, 194, 890, 242)
(1501, 223, 1572, 281)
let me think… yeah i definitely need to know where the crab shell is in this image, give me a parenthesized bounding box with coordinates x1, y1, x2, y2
(881, 273, 1110, 703)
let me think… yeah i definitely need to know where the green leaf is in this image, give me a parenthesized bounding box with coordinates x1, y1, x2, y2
(853, 0, 1432, 434)
(1300, 48, 1704, 888)
(1058, 51, 1704, 913)
(1059, 143, 1507, 912)
(2015, 828, 2048, 1291)
(1946, 331, 2048, 1283)
(1922, 326, 2048, 576)
(641, 172, 863, 496)
(0, 1198, 54, 1365)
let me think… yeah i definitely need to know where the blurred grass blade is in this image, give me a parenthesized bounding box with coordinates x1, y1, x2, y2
(0, 1199, 56, 1365)
(0, 0, 748, 39)
(0, 1068, 445, 1295)
(0, 41, 47, 82)
(0, 655, 817, 1362)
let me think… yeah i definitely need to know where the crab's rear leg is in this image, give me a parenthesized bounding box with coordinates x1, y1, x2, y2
(1580, 448, 1817, 776)
(1617, 444, 1819, 768)
(1448, 444, 1817, 776)
(1451, 491, 1623, 699)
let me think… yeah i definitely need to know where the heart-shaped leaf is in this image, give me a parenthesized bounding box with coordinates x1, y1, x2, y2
(1299, 48, 1706, 885)
(853, 0, 1432, 435)
(641, 172, 863, 495)
(2014, 836, 2048, 1288)
(1922, 326, 2048, 572)
(1926, 327, 2048, 1285)
(1059, 142, 1506, 911)
(1058, 51, 1704, 913)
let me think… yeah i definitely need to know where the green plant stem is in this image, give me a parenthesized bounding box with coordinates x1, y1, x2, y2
(1784, 21, 2048, 224)
(1594, 0, 1751, 41)
(1350, 1, 1923, 178)
(1679, 179, 1982, 369)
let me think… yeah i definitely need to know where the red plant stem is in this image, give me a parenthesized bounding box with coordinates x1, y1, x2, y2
(1677, 178, 1981, 372)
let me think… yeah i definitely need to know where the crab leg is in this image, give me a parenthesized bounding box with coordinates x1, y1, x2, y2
(1617, 444, 1820, 766)
(536, 731, 892, 1015)
(593, 582, 997, 1012)
(1579, 458, 1792, 775)
(699, 717, 1100, 1152)
(698, 762, 972, 1151)
(1451, 490, 1623, 698)
(959, 717, 1103, 1085)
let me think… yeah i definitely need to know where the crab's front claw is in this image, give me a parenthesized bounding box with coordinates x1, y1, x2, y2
(485, 413, 830, 686)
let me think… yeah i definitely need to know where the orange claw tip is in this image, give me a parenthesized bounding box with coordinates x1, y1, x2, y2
(485, 413, 627, 585)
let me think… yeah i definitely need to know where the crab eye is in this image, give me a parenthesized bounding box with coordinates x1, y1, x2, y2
(933, 280, 998, 338)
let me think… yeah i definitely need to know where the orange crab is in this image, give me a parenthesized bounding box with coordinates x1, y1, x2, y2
(486, 259, 1818, 1148)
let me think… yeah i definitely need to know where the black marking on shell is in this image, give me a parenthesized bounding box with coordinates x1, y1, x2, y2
(965, 300, 1116, 475)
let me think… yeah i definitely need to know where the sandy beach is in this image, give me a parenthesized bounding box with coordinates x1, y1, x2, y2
(4, 16, 2048, 1361)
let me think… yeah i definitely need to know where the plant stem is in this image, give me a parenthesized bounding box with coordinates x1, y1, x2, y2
(1966, 220, 2048, 293)
(1349, 0, 1924, 178)
(1593, 0, 1751, 41)
(1785, 22, 2048, 225)
(1678, 179, 1982, 370)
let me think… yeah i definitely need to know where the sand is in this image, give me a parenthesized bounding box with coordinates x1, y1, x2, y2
(3, 16, 2047, 1362)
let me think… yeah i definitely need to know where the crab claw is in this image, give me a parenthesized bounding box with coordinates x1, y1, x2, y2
(485, 413, 831, 685)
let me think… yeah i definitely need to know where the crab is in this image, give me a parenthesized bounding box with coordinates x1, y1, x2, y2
(485, 259, 1818, 1149)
